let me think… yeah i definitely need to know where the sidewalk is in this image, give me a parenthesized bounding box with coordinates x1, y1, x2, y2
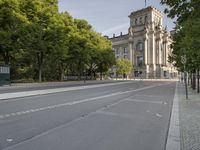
(178, 82, 200, 150)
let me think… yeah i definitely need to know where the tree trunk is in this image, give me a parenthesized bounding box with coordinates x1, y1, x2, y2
(191, 73, 193, 88)
(38, 52, 43, 82)
(60, 69, 64, 81)
(100, 71, 103, 80)
(192, 71, 196, 90)
(3, 50, 10, 65)
(60, 63, 64, 81)
(39, 65, 42, 82)
(77, 61, 82, 81)
(197, 69, 199, 93)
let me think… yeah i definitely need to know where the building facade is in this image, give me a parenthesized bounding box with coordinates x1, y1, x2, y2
(109, 6, 177, 79)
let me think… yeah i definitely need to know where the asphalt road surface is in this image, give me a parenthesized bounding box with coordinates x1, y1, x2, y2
(0, 81, 176, 150)
(0, 80, 117, 94)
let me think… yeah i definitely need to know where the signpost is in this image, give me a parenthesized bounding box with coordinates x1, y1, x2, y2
(0, 65, 10, 86)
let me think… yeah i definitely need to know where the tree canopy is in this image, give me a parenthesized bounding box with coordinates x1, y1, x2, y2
(116, 59, 132, 78)
(161, 0, 200, 72)
(0, 0, 115, 82)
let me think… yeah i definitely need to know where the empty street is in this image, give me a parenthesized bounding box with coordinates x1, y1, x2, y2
(0, 81, 176, 150)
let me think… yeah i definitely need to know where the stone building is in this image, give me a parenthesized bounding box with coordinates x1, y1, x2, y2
(109, 6, 178, 79)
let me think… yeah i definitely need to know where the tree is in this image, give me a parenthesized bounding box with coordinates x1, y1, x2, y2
(161, 0, 200, 92)
(42, 12, 74, 81)
(67, 19, 115, 80)
(0, 0, 116, 82)
(116, 59, 132, 78)
(19, 0, 61, 82)
(0, 0, 27, 65)
(96, 39, 115, 80)
(87, 33, 115, 80)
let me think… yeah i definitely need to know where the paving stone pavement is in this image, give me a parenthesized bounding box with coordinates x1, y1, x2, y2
(178, 82, 200, 150)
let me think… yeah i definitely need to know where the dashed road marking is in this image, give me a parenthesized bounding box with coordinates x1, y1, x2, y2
(6, 139, 13, 142)
(0, 83, 171, 120)
(11, 113, 16, 116)
(156, 113, 163, 118)
(125, 98, 164, 104)
(5, 114, 10, 117)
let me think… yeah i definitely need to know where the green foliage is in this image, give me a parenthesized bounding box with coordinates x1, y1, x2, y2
(116, 59, 132, 76)
(0, 0, 115, 82)
(0, 0, 27, 64)
(161, 0, 200, 72)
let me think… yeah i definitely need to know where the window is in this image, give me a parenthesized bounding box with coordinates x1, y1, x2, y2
(145, 16, 148, 23)
(136, 42, 144, 51)
(116, 48, 119, 54)
(135, 19, 137, 25)
(137, 56, 143, 67)
(139, 17, 143, 24)
(123, 47, 127, 53)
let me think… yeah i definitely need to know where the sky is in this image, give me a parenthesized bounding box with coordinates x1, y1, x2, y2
(58, 0, 176, 37)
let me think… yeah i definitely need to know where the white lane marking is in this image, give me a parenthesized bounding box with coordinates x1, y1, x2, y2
(156, 113, 163, 118)
(135, 94, 165, 98)
(0, 81, 136, 101)
(16, 112, 22, 115)
(11, 113, 16, 116)
(163, 102, 168, 105)
(125, 98, 163, 104)
(0, 83, 171, 120)
(6, 139, 13, 142)
(5, 114, 10, 117)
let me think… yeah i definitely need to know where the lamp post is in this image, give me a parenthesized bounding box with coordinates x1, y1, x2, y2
(181, 54, 188, 99)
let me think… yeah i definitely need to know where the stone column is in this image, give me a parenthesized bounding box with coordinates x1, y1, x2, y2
(129, 42, 133, 65)
(146, 65, 149, 79)
(144, 37, 148, 65)
(128, 38, 134, 77)
(152, 33, 156, 78)
(166, 42, 168, 66)
(163, 42, 165, 65)
(144, 35, 149, 78)
(158, 38, 162, 65)
(132, 42, 135, 65)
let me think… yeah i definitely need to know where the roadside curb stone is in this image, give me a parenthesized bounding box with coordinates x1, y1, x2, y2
(0, 81, 132, 100)
(166, 82, 181, 150)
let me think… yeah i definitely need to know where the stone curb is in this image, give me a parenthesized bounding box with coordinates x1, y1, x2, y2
(166, 82, 180, 150)
(0, 81, 132, 100)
